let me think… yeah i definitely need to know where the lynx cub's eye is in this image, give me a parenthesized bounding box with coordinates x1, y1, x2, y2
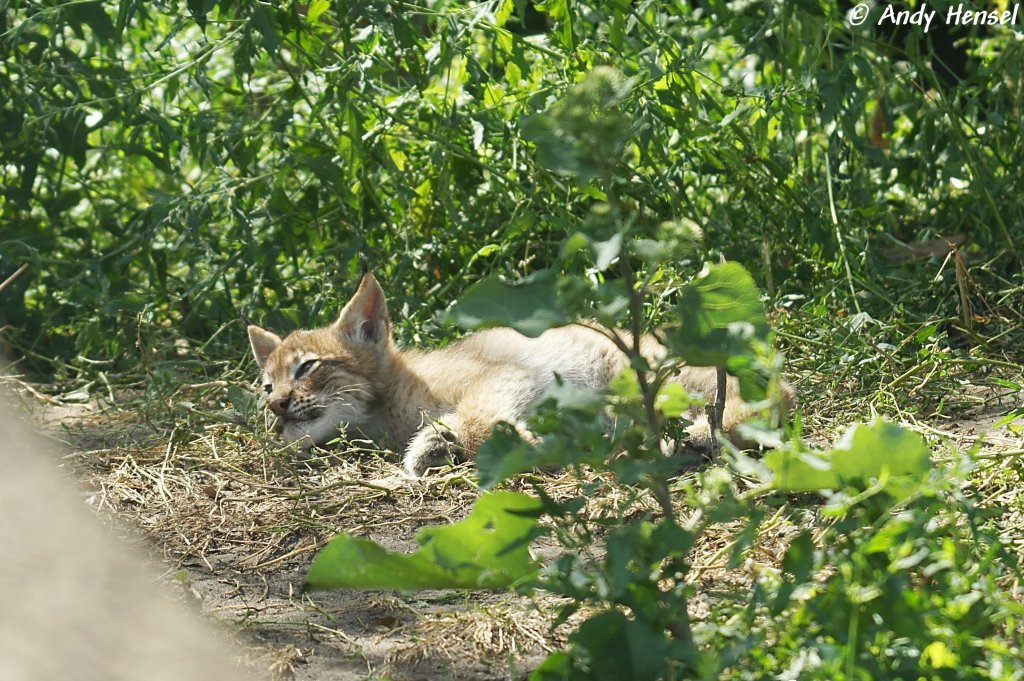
(263, 383, 272, 395)
(294, 359, 319, 380)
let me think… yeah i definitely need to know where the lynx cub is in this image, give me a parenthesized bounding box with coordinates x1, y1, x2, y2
(248, 272, 778, 476)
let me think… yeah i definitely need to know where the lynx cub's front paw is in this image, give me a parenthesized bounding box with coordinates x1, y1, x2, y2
(404, 426, 465, 477)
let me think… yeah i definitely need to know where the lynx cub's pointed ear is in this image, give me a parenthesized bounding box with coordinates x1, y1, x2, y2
(333, 272, 390, 345)
(247, 325, 282, 369)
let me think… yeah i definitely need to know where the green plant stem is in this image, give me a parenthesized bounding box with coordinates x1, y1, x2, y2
(602, 160, 697, 653)
(825, 153, 861, 314)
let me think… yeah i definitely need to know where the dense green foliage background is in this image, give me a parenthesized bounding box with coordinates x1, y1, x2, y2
(2, 0, 1021, 388)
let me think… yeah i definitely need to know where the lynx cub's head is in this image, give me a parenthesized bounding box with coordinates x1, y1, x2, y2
(247, 272, 391, 450)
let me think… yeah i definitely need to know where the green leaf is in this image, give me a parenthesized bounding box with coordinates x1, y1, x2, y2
(922, 641, 959, 669)
(52, 111, 90, 168)
(303, 535, 466, 591)
(764, 419, 932, 502)
(186, 0, 216, 31)
(304, 491, 540, 592)
(505, 60, 523, 88)
(605, 523, 653, 599)
(570, 610, 670, 681)
(68, 1, 116, 40)
(591, 232, 623, 271)
(417, 491, 539, 580)
(994, 407, 1024, 429)
(793, 0, 826, 17)
(530, 651, 574, 680)
(494, 0, 515, 27)
(522, 112, 597, 179)
(781, 531, 814, 582)
(449, 269, 569, 337)
(251, 5, 281, 54)
(536, 0, 575, 51)
(559, 231, 590, 259)
(476, 424, 538, 490)
(477, 380, 607, 489)
(306, 0, 330, 24)
(664, 262, 768, 367)
(654, 382, 698, 419)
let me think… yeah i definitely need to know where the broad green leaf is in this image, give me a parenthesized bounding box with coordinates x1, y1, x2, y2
(764, 419, 932, 502)
(303, 535, 469, 591)
(530, 651, 573, 680)
(609, 370, 641, 401)
(771, 529, 815, 615)
(304, 491, 540, 592)
(560, 231, 591, 258)
(569, 610, 670, 681)
(476, 425, 539, 490)
(593, 279, 631, 326)
(922, 641, 959, 669)
(505, 61, 522, 88)
(449, 270, 569, 337)
(417, 491, 539, 582)
(728, 359, 772, 403)
(473, 243, 501, 259)
(781, 531, 814, 581)
(605, 523, 653, 599)
(536, 0, 575, 51)
(664, 262, 768, 367)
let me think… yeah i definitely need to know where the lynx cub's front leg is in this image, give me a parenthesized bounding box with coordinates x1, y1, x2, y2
(404, 418, 465, 476)
(403, 409, 528, 476)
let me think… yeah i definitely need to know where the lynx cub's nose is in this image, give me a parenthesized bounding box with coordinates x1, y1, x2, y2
(269, 397, 291, 416)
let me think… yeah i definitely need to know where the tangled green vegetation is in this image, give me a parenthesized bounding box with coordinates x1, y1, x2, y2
(3, 0, 1021, 381)
(2, 1, 1023, 679)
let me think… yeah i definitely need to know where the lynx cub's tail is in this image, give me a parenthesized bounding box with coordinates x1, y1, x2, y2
(248, 272, 791, 476)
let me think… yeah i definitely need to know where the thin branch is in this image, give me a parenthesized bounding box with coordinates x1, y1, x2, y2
(0, 264, 29, 294)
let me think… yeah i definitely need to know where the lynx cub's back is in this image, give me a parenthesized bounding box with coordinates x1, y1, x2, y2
(248, 272, 781, 476)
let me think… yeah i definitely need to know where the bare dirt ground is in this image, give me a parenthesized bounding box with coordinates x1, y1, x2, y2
(7, 373, 1022, 681)
(13, 390, 564, 680)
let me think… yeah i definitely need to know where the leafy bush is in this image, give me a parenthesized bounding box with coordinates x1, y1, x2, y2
(2, 0, 1020, 385)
